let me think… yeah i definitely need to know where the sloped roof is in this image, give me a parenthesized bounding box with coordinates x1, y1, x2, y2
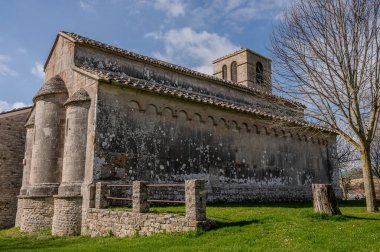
(74, 65, 335, 134)
(0, 106, 32, 116)
(64, 88, 91, 106)
(57, 31, 304, 109)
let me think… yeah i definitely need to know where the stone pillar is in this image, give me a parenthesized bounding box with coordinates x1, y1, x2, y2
(52, 196, 82, 236)
(52, 88, 91, 236)
(20, 75, 68, 232)
(95, 182, 110, 209)
(132, 181, 149, 213)
(185, 180, 206, 221)
(15, 110, 35, 227)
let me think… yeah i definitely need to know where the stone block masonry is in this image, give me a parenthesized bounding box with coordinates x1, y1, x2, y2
(0, 107, 31, 229)
(87, 179, 211, 237)
(185, 180, 206, 221)
(82, 209, 213, 237)
(52, 196, 82, 236)
(19, 196, 54, 232)
(95, 181, 110, 209)
(132, 181, 149, 213)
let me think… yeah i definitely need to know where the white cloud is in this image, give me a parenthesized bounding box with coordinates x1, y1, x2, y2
(146, 27, 240, 74)
(154, 0, 185, 17)
(190, 0, 290, 29)
(79, 0, 97, 13)
(0, 101, 29, 113)
(31, 62, 44, 79)
(0, 54, 18, 77)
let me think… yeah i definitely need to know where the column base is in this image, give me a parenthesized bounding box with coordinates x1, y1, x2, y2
(58, 183, 82, 196)
(52, 195, 82, 236)
(19, 196, 54, 232)
(27, 183, 59, 196)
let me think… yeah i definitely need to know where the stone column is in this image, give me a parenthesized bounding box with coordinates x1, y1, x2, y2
(20, 75, 68, 232)
(52, 88, 91, 236)
(95, 182, 110, 209)
(132, 181, 149, 213)
(185, 180, 206, 221)
(15, 109, 35, 227)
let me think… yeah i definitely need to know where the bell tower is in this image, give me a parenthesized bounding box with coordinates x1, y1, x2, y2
(212, 48, 272, 93)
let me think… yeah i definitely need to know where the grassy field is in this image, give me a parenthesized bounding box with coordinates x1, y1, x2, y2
(0, 200, 379, 252)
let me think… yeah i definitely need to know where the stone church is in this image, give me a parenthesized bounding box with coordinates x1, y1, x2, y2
(0, 31, 339, 235)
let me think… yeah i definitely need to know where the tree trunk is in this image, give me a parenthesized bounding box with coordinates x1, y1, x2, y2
(360, 148, 378, 212)
(312, 184, 341, 215)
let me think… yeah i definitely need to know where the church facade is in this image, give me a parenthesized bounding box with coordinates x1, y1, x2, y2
(15, 31, 339, 235)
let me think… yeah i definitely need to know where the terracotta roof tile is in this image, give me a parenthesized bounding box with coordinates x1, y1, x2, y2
(75, 65, 334, 134)
(59, 31, 304, 109)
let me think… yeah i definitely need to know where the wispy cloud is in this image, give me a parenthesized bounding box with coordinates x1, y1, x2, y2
(154, 0, 185, 17)
(0, 54, 18, 77)
(0, 100, 29, 113)
(190, 0, 290, 30)
(146, 27, 239, 74)
(31, 62, 44, 79)
(79, 0, 98, 13)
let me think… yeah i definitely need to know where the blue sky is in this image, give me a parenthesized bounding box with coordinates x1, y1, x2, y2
(0, 0, 288, 112)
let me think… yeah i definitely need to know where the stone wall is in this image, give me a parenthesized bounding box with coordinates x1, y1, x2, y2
(83, 179, 210, 237)
(93, 84, 338, 202)
(0, 107, 31, 229)
(82, 209, 206, 237)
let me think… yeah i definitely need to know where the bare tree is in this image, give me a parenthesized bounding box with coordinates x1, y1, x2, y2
(371, 134, 380, 180)
(336, 136, 360, 199)
(272, 0, 380, 212)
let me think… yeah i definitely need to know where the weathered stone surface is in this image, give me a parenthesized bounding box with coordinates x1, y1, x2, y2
(95, 182, 110, 209)
(185, 180, 206, 221)
(28, 92, 67, 196)
(82, 208, 214, 237)
(52, 196, 82, 236)
(33, 75, 67, 102)
(213, 48, 272, 93)
(132, 181, 149, 213)
(0, 108, 31, 229)
(94, 84, 338, 202)
(20, 196, 54, 232)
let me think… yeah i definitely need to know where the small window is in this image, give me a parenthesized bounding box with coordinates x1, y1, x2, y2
(222, 65, 227, 80)
(231, 61, 237, 82)
(256, 62, 264, 84)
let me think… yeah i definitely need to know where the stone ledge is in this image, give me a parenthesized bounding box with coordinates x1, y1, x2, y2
(53, 195, 83, 199)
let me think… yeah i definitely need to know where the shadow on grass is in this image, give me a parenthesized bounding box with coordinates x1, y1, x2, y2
(208, 202, 312, 209)
(208, 199, 380, 209)
(213, 219, 260, 229)
(306, 212, 379, 222)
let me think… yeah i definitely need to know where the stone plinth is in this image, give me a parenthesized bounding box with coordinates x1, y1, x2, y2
(132, 181, 149, 213)
(185, 180, 206, 221)
(95, 182, 110, 209)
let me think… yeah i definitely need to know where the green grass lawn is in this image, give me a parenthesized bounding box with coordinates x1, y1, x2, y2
(1, 200, 379, 252)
